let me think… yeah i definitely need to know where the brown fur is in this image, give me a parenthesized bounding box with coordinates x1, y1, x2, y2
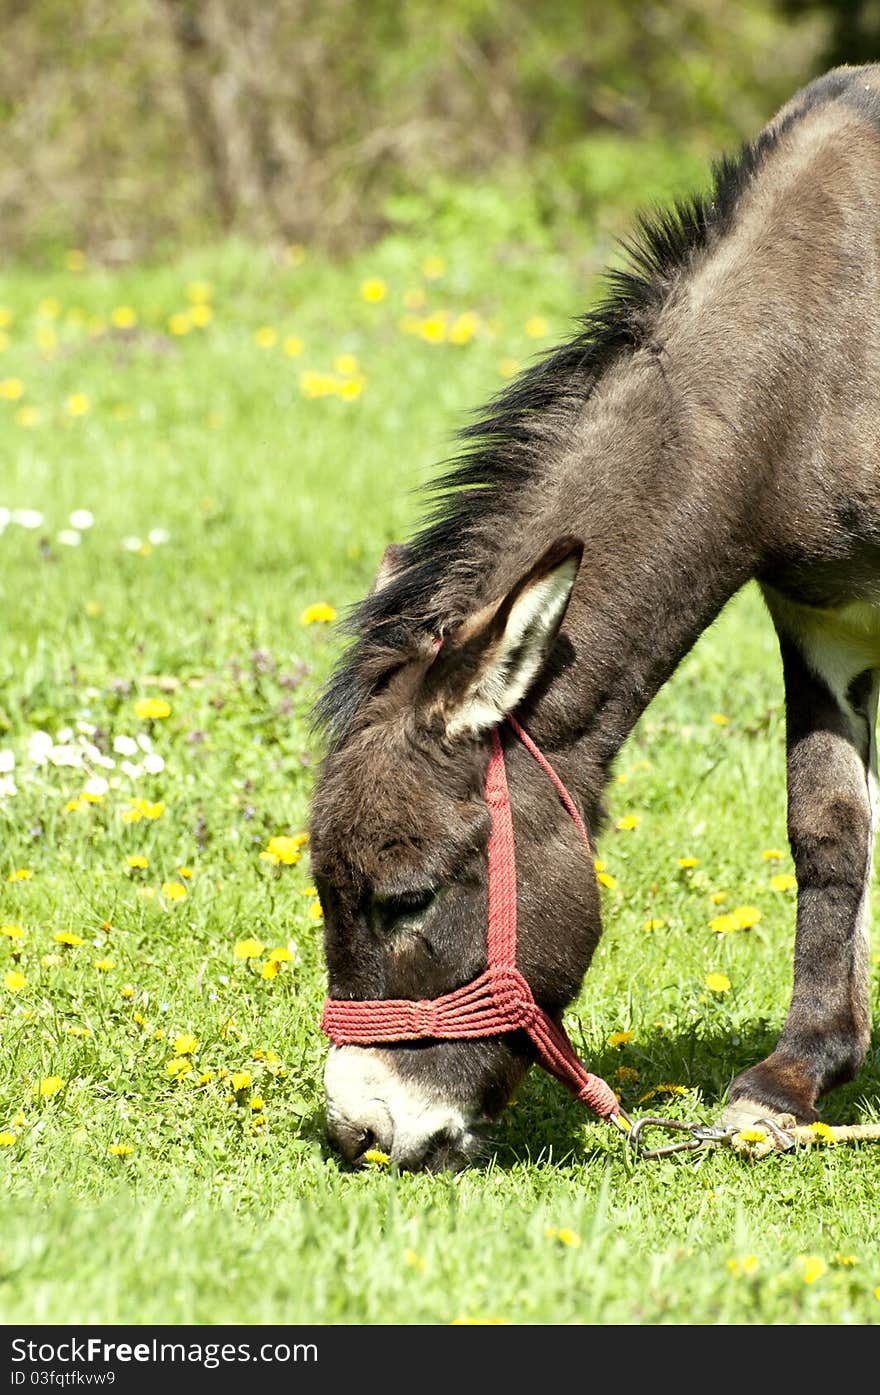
(312, 67, 880, 1166)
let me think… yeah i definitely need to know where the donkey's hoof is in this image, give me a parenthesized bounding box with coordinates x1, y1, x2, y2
(721, 1097, 798, 1132)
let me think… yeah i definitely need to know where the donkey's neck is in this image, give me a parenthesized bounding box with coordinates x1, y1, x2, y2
(511, 347, 757, 791)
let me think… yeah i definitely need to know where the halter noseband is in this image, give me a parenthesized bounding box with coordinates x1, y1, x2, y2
(321, 716, 624, 1126)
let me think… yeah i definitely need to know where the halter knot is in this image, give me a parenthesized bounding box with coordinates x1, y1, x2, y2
(412, 1001, 436, 1036)
(489, 967, 537, 1029)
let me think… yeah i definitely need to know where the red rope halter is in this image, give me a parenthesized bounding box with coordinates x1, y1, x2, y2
(321, 716, 623, 1123)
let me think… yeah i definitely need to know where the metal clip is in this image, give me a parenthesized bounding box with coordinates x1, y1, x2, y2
(627, 1115, 738, 1159)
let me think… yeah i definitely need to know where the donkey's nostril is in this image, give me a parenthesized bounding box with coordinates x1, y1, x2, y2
(327, 1112, 393, 1166)
(353, 1128, 376, 1161)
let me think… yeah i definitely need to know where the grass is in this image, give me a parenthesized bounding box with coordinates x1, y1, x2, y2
(0, 224, 878, 1327)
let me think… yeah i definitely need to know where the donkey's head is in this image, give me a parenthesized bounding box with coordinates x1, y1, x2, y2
(311, 537, 602, 1170)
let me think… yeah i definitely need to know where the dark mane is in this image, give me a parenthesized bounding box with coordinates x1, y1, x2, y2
(315, 125, 788, 750)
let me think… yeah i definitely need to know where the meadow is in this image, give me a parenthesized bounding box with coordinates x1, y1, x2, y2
(0, 209, 879, 1325)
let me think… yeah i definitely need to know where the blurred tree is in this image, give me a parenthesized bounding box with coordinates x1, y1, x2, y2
(0, 0, 828, 260)
(781, 0, 880, 68)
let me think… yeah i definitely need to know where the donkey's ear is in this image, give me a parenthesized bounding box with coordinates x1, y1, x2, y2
(423, 536, 582, 737)
(369, 543, 412, 595)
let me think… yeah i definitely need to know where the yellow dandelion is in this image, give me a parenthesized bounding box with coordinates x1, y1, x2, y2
(254, 326, 277, 348)
(166, 1057, 192, 1079)
(134, 697, 171, 720)
(0, 307, 12, 327)
(299, 369, 337, 399)
(8, 868, 33, 881)
(108, 1143, 134, 1157)
(127, 855, 149, 870)
(39, 1076, 65, 1098)
(596, 871, 618, 890)
(167, 312, 192, 336)
(111, 306, 137, 329)
(556, 1228, 581, 1248)
(0, 378, 24, 400)
(66, 393, 90, 417)
(710, 713, 730, 726)
(234, 938, 265, 960)
(761, 848, 784, 861)
(95, 958, 115, 972)
(230, 1071, 252, 1092)
(404, 1248, 426, 1273)
(418, 313, 447, 343)
(454, 306, 483, 345)
(197, 1071, 214, 1086)
(261, 959, 281, 979)
(4, 969, 26, 993)
(708, 914, 739, 935)
(677, 857, 699, 869)
(189, 304, 212, 327)
(608, 1030, 634, 1047)
(161, 881, 187, 902)
(727, 1254, 759, 1276)
(267, 946, 292, 963)
(800, 1256, 827, 1285)
(0, 924, 23, 940)
(705, 972, 731, 994)
(498, 357, 520, 379)
(264, 836, 301, 865)
(54, 930, 84, 947)
(643, 918, 665, 931)
(734, 1127, 767, 1143)
(174, 1033, 198, 1056)
(709, 891, 727, 904)
(833, 1254, 858, 1267)
(336, 376, 364, 401)
(807, 1121, 836, 1144)
(300, 602, 336, 625)
(308, 900, 323, 921)
(360, 278, 387, 304)
(616, 814, 640, 831)
(637, 1083, 688, 1104)
(283, 334, 304, 357)
(186, 281, 213, 303)
(120, 985, 135, 1000)
(66, 1025, 91, 1037)
(363, 1148, 390, 1165)
(524, 315, 548, 338)
(730, 905, 761, 929)
(771, 873, 797, 892)
(249, 1096, 264, 1112)
(334, 353, 359, 376)
(0, 1131, 16, 1147)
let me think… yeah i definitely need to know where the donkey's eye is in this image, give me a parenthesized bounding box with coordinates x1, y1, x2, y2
(370, 887, 438, 933)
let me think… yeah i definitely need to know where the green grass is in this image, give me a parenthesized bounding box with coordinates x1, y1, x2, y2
(0, 229, 879, 1326)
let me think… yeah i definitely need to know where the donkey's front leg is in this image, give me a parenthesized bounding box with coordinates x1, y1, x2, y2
(724, 607, 877, 1127)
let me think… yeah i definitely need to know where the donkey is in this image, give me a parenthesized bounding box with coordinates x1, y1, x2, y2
(310, 65, 880, 1169)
